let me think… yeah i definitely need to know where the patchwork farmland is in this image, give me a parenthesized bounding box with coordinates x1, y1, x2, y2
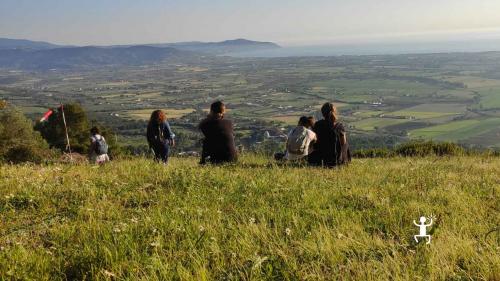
(1, 52, 500, 151)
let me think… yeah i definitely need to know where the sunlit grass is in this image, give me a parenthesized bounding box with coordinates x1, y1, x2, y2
(0, 155, 499, 280)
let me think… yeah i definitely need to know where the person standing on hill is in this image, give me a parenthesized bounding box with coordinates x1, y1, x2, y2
(308, 102, 351, 167)
(147, 110, 175, 164)
(88, 126, 110, 165)
(199, 101, 237, 164)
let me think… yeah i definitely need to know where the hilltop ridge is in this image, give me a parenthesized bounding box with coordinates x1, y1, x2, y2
(145, 38, 281, 54)
(0, 38, 281, 69)
(0, 45, 193, 70)
(0, 38, 63, 50)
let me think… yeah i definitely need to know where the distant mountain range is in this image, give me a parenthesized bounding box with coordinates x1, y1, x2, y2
(0, 38, 63, 50)
(145, 39, 281, 54)
(0, 38, 280, 70)
(0, 45, 194, 70)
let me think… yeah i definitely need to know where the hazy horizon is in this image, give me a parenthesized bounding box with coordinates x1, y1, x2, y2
(1, 0, 500, 47)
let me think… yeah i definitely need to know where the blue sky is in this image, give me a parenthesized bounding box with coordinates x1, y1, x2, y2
(1, 0, 500, 46)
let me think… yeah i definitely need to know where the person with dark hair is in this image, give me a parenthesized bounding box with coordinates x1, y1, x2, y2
(275, 116, 317, 161)
(88, 126, 110, 164)
(199, 101, 237, 164)
(147, 110, 175, 164)
(306, 116, 315, 128)
(308, 102, 351, 167)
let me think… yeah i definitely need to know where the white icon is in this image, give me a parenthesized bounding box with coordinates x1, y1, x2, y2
(414, 216, 433, 244)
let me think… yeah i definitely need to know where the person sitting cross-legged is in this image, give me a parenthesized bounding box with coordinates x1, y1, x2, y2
(308, 102, 351, 167)
(199, 101, 238, 164)
(275, 116, 317, 162)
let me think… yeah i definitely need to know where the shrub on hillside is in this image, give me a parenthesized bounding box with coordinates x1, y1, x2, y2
(395, 140, 464, 157)
(0, 105, 54, 163)
(352, 148, 394, 158)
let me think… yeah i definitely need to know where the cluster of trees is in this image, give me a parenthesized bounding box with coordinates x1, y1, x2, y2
(35, 104, 118, 155)
(0, 101, 120, 163)
(0, 102, 52, 163)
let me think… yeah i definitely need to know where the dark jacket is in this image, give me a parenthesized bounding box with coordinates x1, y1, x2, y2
(309, 120, 350, 166)
(199, 117, 237, 163)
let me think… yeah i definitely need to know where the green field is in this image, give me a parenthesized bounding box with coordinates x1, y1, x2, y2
(410, 118, 500, 143)
(268, 114, 303, 125)
(1, 156, 499, 280)
(314, 78, 439, 95)
(477, 88, 500, 110)
(19, 106, 48, 115)
(2, 52, 500, 150)
(352, 118, 410, 131)
(124, 108, 195, 120)
(386, 104, 466, 119)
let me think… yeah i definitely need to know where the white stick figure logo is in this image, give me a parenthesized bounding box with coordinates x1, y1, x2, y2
(414, 216, 433, 244)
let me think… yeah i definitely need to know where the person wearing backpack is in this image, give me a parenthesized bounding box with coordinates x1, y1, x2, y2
(308, 102, 351, 167)
(281, 116, 317, 161)
(88, 126, 110, 164)
(147, 110, 175, 164)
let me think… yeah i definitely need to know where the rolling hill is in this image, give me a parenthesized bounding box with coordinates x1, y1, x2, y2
(0, 38, 62, 50)
(0, 38, 280, 70)
(147, 38, 281, 54)
(0, 45, 194, 70)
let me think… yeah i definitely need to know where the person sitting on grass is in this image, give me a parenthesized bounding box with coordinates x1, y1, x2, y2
(147, 109, 175, 164)
(274, 116, 317, 162)
(199, 101, 237, 164)
(88, 126, 110, 165)
(308, 102, 351, 167)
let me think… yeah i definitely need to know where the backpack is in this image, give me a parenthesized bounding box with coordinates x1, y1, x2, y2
(287, 126, 309, 155)
(94, 135, 109, 155)
(148, 124, 166, 145)
(332, 123, 351, 165)
(157, 125, 166, 143)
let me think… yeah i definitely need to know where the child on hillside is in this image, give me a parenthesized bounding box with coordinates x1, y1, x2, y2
(88, 127, 110, 165)
(274, 116, 317, 162)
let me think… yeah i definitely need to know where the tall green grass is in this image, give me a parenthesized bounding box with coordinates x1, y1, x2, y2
(0, 155, 499, 280)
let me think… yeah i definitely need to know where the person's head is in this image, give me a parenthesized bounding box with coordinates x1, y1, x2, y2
(321, 102, 338, 123)
(306, 116, 315, 128)
(210, 101, 226, 119)
(90, 126, 100, 135)
(149, 109, 167, 125)
(419, 216, 427, 223)
(298, 116, 309, 127)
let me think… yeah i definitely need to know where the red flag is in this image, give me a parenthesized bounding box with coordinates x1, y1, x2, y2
(40, 109, 53, 122)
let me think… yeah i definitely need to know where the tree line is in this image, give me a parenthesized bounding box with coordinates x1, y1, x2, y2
(0, 100, 498, 164)
(0, 101, 120, 163)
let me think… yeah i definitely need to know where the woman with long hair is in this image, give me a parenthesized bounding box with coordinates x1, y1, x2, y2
(308, 102, 350, 167)
(147, 109, 175, 164)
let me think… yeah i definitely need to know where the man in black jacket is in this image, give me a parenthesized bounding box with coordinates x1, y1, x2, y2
(199, 101, 238, 164)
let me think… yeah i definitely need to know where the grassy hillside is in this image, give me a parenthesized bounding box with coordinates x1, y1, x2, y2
(0, 156, 499, 280)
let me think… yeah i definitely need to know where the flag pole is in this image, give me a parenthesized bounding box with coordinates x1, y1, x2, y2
(60, 104, 72, 154)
